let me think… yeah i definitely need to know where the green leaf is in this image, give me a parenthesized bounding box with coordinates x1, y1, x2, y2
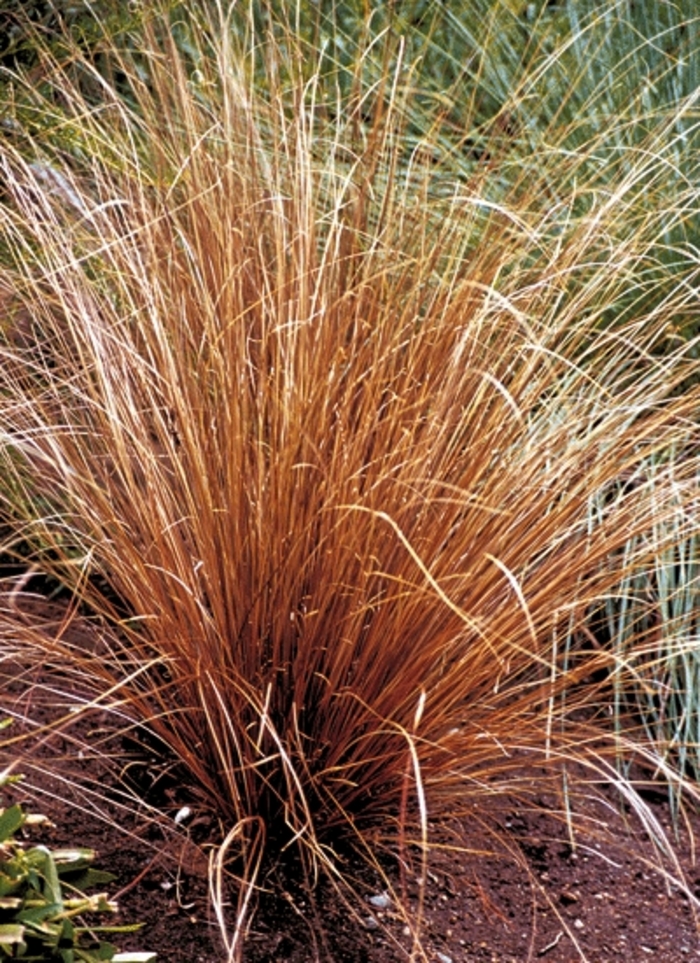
(0, 922, 25, 945)
(0, 806, 25, 843)
(76, 944, 118, 962)
(17, 903, 63, 926)
(0, 876, 24, 899)
(53, 848, 97, 873)
(62, 868, 116, 891)
(27, 846, 63, 908)
(58, 916, 76, 948)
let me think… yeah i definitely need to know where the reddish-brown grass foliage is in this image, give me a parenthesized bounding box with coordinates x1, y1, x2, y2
(1, 13, 699, 957)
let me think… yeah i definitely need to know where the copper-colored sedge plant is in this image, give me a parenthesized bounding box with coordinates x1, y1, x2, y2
(0, 7, 699, 959)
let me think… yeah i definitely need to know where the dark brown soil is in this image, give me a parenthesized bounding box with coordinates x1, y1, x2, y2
(2, 600, 700, 962)
(9, 757, 700, 963)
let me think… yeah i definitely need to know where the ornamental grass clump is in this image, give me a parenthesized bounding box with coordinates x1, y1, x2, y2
(0, 7, 699, 958)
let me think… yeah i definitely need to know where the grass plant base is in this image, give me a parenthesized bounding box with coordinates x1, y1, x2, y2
(4, 688, 699, 963)
(3, 597, 700, 962)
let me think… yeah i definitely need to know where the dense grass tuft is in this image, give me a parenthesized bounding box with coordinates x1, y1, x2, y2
(1, 6, 699, 957)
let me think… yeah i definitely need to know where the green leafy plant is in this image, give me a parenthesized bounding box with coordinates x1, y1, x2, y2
(0, 771, 154, 963)
(0, 4, 699, 960)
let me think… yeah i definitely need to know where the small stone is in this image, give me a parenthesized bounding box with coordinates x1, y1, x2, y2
(573, 918, 584, 930)
(560, 890, 578, 905)
(368, 892, 392, 910)
(436, 954, 453, 963)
